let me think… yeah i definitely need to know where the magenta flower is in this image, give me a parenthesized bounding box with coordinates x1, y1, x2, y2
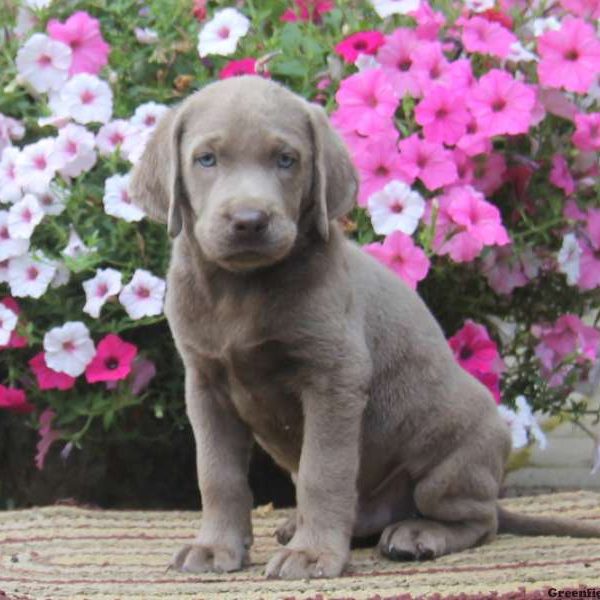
(537, 17, 600, 94)
(280, 0, 334, 23)
(376, 28, 421, 98)
(415, 85, 470, 145)
(335, 31, 385, 63)
(471, 152, 507, 196)
(549, 155, 576, 195)
(431, 185, 509, 263)
(481, 245, 540, 295)
(572, 113, 600, 151)
(354, 139, 413, 206)
(0, 384, 33, 414)
(47, 11, 110, 76)
(458, 15, 518, 59)
(85, 333, 138, 383)
(29, 352, 76, 391)
(397, 134, 458, 191)
(335, 69, 398, 132)
(219, 58, 268, 79)
(448, 320, 503, 375)
(467, 69, 535, 136)
(363, 231, 430, 289)
(578, 209, 600, 290)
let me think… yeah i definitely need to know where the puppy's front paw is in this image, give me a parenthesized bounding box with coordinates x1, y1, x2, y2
(379, 519, 446, 561)
(171, 542, 248, 574)
(275, 514, 296, 545)
(265, 546, 347, 579)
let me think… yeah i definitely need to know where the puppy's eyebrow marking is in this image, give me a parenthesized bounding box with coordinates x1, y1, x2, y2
(191, 133, 225, 151)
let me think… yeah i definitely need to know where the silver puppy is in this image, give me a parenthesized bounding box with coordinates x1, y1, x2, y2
(131, 76, 600, 580)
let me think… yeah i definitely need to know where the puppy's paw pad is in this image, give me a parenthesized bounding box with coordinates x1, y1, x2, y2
(265, 548, 345, 580)
(170, 543, 245, 574)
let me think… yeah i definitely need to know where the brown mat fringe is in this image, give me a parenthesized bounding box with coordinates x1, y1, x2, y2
(1, 491, 599, 600)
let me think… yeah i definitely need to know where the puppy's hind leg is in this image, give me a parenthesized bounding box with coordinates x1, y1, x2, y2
(379, 454, 501, 561)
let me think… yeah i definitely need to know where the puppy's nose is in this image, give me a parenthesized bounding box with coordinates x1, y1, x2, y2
(230, 209, 269, 235)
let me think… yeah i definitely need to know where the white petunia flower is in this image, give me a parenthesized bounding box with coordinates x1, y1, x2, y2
(0, 260, 9, 283)
(83, 268, 123, 318)
(8, 194, 44, 240)
(557, 232, 582, 286)
(0, 303, 18, 346)
(14, 6, 38, 39)
(507, 41, 538, 63)
(130, 102, 168, 130)
(498, 395, 547, 451)
(36, 184, 68, 216)
(0, 212, 29, 261)
(50, 260, 71, 288)
(96, 120, 140, 157)
(103, 173, 145, 222)
(16, 33, 72, 93)
(0, 147, 24, 203)
(121, 127, 152, 164)
(368, 180, 425, 236)
(119, 269, 166, 319)
(464, 0, 495, 11)
(134, 27, 159, 44)
(531, 16, 561, 38)
(62, 226, 92, 260)
(0, 114, 25, 154)
(355, 54, 380, 71)
(43, 321, 95, 377)
(53, 123, 97, 178)
(369, 0, 420, 18)
(49, 74, 113, 125)
(24, 0, 54, 8)
(15, 137, 64, 195)
(8, 254, 56, 298)
(198, 8, 250, 57)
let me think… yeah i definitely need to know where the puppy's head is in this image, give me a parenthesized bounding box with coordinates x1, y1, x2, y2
(130, 76, 357, 272)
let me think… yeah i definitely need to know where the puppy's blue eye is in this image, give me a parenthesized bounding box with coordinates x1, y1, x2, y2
(277, 154, 295, 169)
(195, 153, 217, 167)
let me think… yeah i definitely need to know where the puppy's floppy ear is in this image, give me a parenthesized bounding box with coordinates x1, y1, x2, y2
(129, 104, 186, 238)
(307, 102, 358, 241)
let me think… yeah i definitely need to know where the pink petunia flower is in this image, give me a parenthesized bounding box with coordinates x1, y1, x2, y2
(410, 1, 446, 40)
(471, 152, 507, 196)
(335, 31, 385, 63)
(578, 209, 600, 290)
(550, 154, 576, 195)
(281, 0, 333, 23)
(559, 0, 600, 21)
(47, 11, 110, 76)
(29, 352, 76, 391)
(354, 139, 413, 206)
(363, 231, 430, 289)
(85, 333, 138, 383)
(467, 69, 535, 137)
(537, 17, 600, 94)
(533, 314, 600, 387)
(375, 28, 421, 98)
(397, 134, 458, 191)
(335, 69, 398, 132)
(572, 112, 600, 151)
(448, 319, 503, 375)
(409, 41, 451, 96)
(481, 245, 540, 295)
(458, 15, 518, 59)
(0, 384, 34, 414)
(430, 185, 509, 263)
(415, 85, 471, 145)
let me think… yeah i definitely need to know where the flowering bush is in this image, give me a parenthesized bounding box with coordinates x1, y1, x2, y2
(1, 0, 599, 476)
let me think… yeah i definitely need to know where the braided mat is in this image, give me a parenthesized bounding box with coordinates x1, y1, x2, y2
(1, 492, 600, 600)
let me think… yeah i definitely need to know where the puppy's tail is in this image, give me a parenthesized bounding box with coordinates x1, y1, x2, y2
(497, 504, 600, 538)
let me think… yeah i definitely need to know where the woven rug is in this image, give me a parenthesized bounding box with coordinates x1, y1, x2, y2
(1, 491, 600, 600)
